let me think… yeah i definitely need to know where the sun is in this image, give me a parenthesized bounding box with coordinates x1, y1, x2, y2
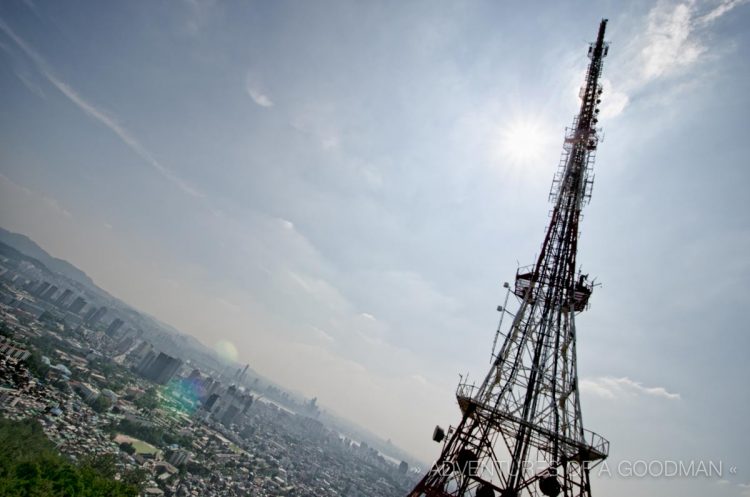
(492, 117, 556, 171)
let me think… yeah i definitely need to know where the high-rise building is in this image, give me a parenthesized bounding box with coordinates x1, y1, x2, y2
(129, 341, 153, 365)
(83, 307, 97, 321)
(68, 296, 87, 314)
(207, 380, 222, 397)
(202, 378, 215, 398)
(204, 393, 220, 411)
(105, 318, 125, 337)
(34, 281, 50, 297)
(55, 289, 73, 307)
(242, 393, 254, 414)
(41, 284, 58, 301)
(85, 306, 108, 326)
(114, 336, 135, 356)
(136, 350, 157, 375)
(138, 352, 182, 385)
(220, 405, 240, 427)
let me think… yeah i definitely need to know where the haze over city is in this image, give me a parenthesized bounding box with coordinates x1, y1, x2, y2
(1, 2, 749, 497)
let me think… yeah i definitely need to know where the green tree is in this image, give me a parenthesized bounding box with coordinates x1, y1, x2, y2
(119, 442, 136, 455)
(23, 351, 49, 380)
(0, 321, 12, 338)
(0, 417, 141, 496)
(91, 396, 112, 413)
(134, 387, 159, 411)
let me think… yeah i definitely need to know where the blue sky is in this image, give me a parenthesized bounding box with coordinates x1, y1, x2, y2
(1, 1, 749, 495)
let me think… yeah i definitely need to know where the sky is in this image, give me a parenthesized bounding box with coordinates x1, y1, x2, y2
(0, 1, 749, 495)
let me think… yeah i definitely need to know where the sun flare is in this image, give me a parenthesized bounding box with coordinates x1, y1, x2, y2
(488, 115, 560, 175)
(498, 120, 548, 165)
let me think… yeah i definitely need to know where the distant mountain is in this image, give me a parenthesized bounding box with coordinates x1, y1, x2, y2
(0, 227, 95, 287)
(0, 226, 230, 368)
(0, 240, 55, 277)
(0, 226, 424, 464)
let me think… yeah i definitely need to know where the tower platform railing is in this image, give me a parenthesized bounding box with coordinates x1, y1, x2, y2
(455, 382, 609, 464)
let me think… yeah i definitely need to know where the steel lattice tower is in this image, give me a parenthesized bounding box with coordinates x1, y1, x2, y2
(407, 20, 611, 497)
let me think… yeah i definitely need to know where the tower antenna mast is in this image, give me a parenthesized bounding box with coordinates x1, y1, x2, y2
(408, 19, 610, 497)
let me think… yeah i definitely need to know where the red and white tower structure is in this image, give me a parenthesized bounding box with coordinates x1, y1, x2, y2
(408, 19, 611, 497)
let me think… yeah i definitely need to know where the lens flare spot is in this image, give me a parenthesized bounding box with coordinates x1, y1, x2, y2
(215, 340, 238, 362)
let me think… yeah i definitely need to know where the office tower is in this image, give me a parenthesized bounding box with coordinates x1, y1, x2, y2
(41, 284, 58, 301)
(204, 393, 220, 411)
(138, 352, 182, 385)
(114, 336, 135, 356)
(34, 281, 50, 297)
(55, 288, 73, 307)
(105, 318, 125, 337)
(68, 296, 87, 314)
(85, 306, 108, 326)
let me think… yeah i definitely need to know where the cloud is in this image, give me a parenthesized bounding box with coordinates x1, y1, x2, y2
(640, 2, 706, 82)
(244, 71, 273, 107)
(183, 0, 220, 36)
(278, 218, 294, 230)
(246, 85, 274, 108)
(601, 0, 746, 119)
(598, 78, 629, 119)
(290, 103, 342, 151)
(14, 71, 45, 98)
(310, 325, 335, 343)
(285, 270, 350, 313)
(698, 0, 749, 24)
(21, 0, 40, 17)
(0, 18, 204, 199)
(580, 376, 681, 400)
(43, 196, 72, 218)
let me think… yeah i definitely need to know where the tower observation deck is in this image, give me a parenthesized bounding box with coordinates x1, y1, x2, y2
(407, 19, 611, 497)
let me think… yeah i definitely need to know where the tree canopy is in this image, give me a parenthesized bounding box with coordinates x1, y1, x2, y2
(0, 417, 141, 497)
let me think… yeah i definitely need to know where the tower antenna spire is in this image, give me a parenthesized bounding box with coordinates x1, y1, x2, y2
(407, 19, 610, 497)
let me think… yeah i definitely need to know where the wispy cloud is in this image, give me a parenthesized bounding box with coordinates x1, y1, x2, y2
(290, 103, 342, 151)
(245, 71, 274, 108)
(0, 18, 204, 199)
(604, 0, 747, 118)
(183, 0, 219, 36)
(21, 0, 40, 18)
(310, 325, 335, 343)
(43, 196, 72, 218)
(246, 84, 274, 108)
(640, 2, 706, 82)
(698, 0, 749, 24)
(14, 70, 45, 99)
(580, 376, 681, 400)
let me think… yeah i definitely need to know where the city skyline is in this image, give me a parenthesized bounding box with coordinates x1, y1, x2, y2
(1, 2, 749, 496)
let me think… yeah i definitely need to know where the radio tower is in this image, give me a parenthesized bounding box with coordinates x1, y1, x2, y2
(408, 20, 610, 497)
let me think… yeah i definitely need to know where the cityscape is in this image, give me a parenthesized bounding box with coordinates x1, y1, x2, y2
(0, 230, 419, 496)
